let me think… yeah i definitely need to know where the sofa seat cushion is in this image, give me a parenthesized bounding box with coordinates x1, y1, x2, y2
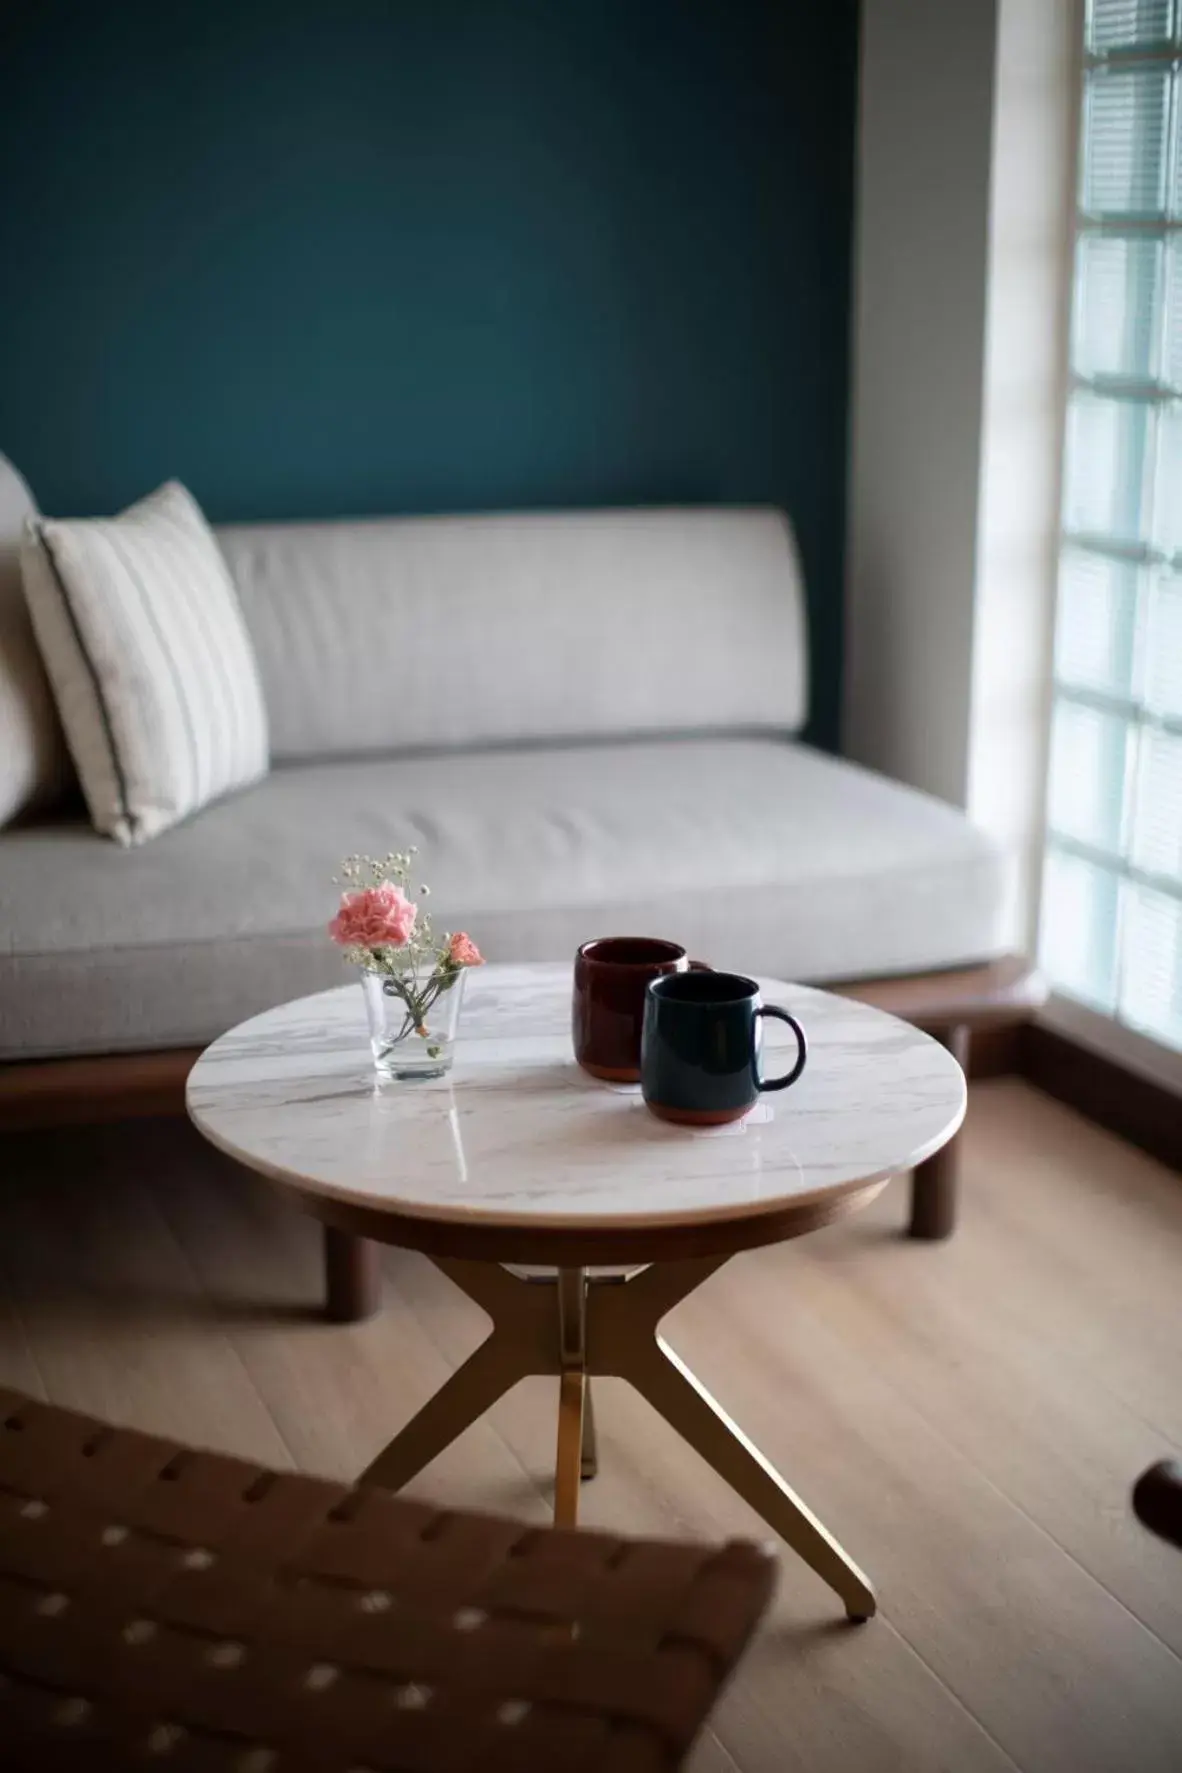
(0, 738, 1008, 1059)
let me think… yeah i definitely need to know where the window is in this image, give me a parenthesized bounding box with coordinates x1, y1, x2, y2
(1040, 0, 1182, 1055)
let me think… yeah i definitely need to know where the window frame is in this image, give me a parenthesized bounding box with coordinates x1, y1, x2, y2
(1037, 0, 1182, 1077)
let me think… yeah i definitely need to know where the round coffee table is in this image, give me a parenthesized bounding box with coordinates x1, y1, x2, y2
(187, 961, 965, 1621)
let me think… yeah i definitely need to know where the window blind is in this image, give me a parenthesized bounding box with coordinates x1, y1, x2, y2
(1040, 0, 1182, 1053)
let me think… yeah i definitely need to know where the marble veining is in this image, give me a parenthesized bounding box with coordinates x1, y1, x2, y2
(186, 964, 965, 1230)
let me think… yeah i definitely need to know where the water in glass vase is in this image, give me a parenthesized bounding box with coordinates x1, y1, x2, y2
(361, 967, 466, 1080)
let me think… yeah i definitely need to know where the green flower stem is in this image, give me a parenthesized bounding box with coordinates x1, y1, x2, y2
(373, 955, 460, 1043)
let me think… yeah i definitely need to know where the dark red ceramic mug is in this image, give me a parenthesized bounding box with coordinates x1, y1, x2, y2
(573, 937, 708, 1082)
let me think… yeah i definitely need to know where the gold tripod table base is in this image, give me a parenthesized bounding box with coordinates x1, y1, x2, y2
(360, 1255, 876, 1622)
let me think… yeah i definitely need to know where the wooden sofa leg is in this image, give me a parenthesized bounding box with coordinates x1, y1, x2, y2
(323, 1227, 383, 1322)
(908, 1025, 970, 1240)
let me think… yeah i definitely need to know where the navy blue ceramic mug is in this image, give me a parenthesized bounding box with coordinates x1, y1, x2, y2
(640, 970, 807, 1125)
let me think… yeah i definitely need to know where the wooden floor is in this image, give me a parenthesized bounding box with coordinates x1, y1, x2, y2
(1, 1078, 1180, 1772)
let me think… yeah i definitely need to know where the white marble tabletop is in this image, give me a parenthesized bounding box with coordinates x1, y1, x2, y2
(186, 963, 965, 1236)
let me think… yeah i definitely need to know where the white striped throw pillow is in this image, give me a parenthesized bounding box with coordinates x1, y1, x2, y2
(20, 481, 269, 845)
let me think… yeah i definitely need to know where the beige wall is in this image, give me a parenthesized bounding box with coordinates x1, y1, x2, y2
(968, 0, 1077, 951)
(845, 0, 1077, 950)
(845, 0, 998, 810)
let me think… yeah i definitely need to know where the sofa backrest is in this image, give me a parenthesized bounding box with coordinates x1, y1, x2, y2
(216, 507, 807, 762)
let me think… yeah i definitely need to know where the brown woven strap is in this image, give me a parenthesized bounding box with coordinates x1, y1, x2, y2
(0, 1388, 774, 1769)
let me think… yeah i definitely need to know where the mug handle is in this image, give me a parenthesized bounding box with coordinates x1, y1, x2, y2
(756, 1006, 808, 1091)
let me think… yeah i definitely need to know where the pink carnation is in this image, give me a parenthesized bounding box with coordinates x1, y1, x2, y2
(448, 931, 484, 967)
(329, 883, 417, 949)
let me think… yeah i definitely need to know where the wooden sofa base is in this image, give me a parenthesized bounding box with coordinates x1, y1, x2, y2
(0, 956, 1044, 1320)
(842, 957, 1044, 1247)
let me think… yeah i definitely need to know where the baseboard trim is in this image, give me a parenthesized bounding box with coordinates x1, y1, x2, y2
(1020, 1024, 1181, 1172)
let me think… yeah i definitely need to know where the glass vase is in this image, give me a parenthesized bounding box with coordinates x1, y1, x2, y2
(360, 967, 466, 1080)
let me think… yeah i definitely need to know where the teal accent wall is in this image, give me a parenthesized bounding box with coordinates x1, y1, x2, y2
(0, 0, 857, 746)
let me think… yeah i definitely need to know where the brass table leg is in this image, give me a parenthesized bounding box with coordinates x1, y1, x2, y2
(359, 1258, 552, 1490)
(621, 1335, 874, 1620)
(361, 1251, 876, 1620)
(554, 1268, 588, 1527)
(588, 1257, 876, 1621)
(581, 1377, 599, 1480)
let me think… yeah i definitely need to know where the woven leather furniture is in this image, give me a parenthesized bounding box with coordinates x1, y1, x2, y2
(0, 1387, 775, 1770)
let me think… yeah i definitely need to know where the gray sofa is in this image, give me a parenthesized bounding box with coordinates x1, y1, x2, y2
(1, 488, 1008, 1056)
(1, 461, 1032, 1285)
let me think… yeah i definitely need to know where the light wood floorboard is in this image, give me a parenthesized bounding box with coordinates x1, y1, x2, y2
(0, 1080, 1179, 1772)
(0, 1140, 289, 1465)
